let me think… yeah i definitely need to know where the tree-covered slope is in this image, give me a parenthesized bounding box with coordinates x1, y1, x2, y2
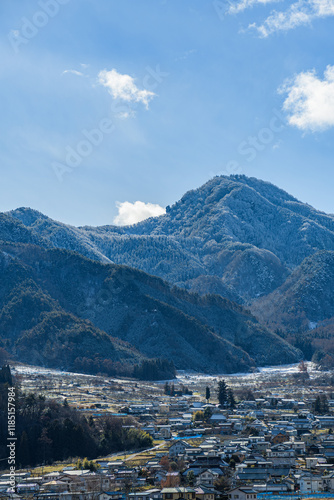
(0, 253, 144, 375)
(251, 251, 334, 333)
(0, 242, 300, 373)
(251, 251, 334, 367)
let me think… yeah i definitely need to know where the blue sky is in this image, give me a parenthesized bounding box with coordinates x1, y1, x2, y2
(1, 0, 334, 226)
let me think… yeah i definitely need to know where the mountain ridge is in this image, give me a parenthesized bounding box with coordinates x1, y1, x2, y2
(7, 175, 334, 303)
(4, 174, 334, 372)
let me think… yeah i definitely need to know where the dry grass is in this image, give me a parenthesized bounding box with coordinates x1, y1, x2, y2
(29, 462, 74, 476)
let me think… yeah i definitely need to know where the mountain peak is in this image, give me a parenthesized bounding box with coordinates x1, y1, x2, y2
(8, 207, 50, 227)
(3, 176, 334, 303)
(173, 175, 300, 212)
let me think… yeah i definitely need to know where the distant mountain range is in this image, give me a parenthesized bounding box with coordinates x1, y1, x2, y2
(7, 175, 334, 303)
(2, 174, 334, 374)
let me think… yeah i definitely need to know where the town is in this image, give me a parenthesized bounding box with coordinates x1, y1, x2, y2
(1, 362, 334, 499)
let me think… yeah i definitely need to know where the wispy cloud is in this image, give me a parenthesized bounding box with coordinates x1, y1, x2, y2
(113, 201, 166, 226)
(98, 69, 156, 109)
(279, 65, 334, 132)
(249, 0, 334, 36)
(175, 49, 197, 61)
(62, 69, 84, 77)
(227, 0, 281, 15)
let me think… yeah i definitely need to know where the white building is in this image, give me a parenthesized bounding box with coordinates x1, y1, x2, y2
(299, 473, 324, 493)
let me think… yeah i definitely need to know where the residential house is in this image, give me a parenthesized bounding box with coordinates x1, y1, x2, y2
(194, 485, 218, 500)
(209, 414, 227, 425)
(286, 440, 306, 455)
(227, 487, 258, 500)
(196, 469, 223, 487)
(161, 487, 196, 500)
(129, 489, 162, 500)
(321, 438, 334, 459)
(271, 433, 289, 445)
(266, 444, 295, 466)
(190, 456, 229, 471)
(299, 473, 324, 493)
(184, 447, 203, 460)
(98, 493, 126, 500)
(158, 425, 172, 439)
(169, 440, 190, 458)
(322, 471, 334, 491)
(316, 416, 334, 429)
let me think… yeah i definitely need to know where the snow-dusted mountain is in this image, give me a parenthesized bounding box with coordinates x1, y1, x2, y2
(6, 175, 334, 303)
(4, 174, 334, 372)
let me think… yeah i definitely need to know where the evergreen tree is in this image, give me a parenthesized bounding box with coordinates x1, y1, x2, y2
(313, 394, 329, 414)
(227, 388, 236, 408)
(217, 379, 228, 407)
(320, 395, 325, 414)
(205, 386, 211, 402)
(314, 395, 322, 414)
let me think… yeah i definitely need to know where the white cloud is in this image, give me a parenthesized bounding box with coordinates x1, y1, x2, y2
(279, 65, 334, 132)
(113, 201, 166, 226)
(250, 0, 334, 36)
(228, 0, 281, 15)
(62, 69, 84, 77)
(116, 111, 134, 120)
(98, 69, 156, 109)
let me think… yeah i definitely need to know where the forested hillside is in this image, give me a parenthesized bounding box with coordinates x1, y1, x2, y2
(4, 174, 334, 372)
(0, 242, 300, 374)
(251, 251, 334, 368)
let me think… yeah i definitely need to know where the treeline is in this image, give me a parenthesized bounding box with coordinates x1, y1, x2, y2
(277, 327, 334, 370)
(0, 367, 153, 469)
(164, 382, 192, 396)
(73, 356, 135, 378)
(74, 356, 176, 380)
(133, 359, 176, 381)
